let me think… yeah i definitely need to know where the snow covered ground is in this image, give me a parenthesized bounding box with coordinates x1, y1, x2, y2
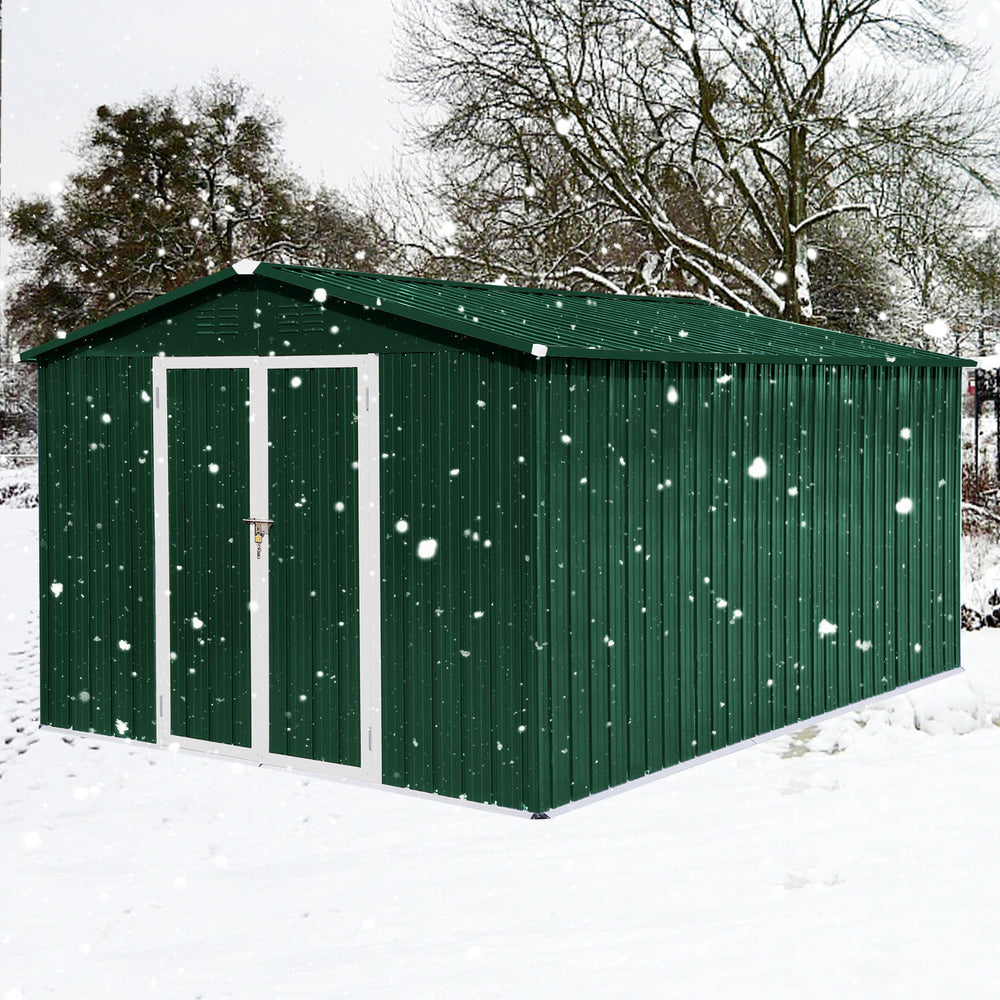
(3, 506, 1000, 1000)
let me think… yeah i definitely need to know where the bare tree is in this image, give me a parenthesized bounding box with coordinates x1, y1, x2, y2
(395, 0, 1000, 325)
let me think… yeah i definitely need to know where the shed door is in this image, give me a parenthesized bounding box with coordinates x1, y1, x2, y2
(153, 357, 381, 781)
(267, 367, 361, 765)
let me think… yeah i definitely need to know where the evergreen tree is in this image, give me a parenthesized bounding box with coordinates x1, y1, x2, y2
(6, 78, 384, 349)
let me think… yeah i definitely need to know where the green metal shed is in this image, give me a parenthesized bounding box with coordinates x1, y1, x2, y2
(21, 261, 971, 813)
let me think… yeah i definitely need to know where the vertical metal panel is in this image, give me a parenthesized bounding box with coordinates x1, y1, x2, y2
(166, 368, 251, 746)
(267, 366, 361, 766)
(37, 355, 155, 741)
(533, 360, 962, 810)
(378, 350, 535, 809)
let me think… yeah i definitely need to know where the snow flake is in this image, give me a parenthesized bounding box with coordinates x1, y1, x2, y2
(208, 463, 219, 475)
(290, 376, 303, 388)
(531, 343, 549, 357)
(191, 615, 204, 630)
(50, 581, 64, 598)
(855, 639, 873, 652)
(895, 497, 914, 515)
(313, 288, 328, 303)
(561, 434, 572, 444)
(788, 486, 799, 496)
(747, 457, 768, 479)
(115, 719, 129, 735)
(101, 413, 112, 424)
(773, 269, 789, 286)
(900, 428, 911, 440)
(554, 116, 575, 136)
(396, 519, 409, 533)
(474, 610, 485, 619)
(716, 374, 732, 385)
(417, 538, 438, 559)
(118, 639, 131, 651)
(818, 619, 838, 637)
(667, 386, 679, 404)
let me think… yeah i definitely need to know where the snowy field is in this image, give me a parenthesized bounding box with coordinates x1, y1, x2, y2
(2, 506, 1000, 1000)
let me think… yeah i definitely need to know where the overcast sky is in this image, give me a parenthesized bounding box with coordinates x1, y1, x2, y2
(2, 0, 404, 200)
(2, 0, 999, 204)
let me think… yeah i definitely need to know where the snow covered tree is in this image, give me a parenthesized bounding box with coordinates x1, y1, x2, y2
(5, 78, 385, 349)
(395, 0, 1000, 326)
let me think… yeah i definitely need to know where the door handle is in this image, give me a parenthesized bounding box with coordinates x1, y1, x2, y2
(243, 517, 273, 560)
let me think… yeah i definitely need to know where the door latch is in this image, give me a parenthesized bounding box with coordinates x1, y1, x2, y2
(243, 517, 274, 559)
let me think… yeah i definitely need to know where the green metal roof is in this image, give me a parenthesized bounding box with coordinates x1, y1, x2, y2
(21, 260, 973, 367)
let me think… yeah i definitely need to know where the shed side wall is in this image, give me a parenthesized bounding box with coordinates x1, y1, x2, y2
(38, 356, 156, 741)
(378, 351, 539, 810)
(534, 360, 961, 810)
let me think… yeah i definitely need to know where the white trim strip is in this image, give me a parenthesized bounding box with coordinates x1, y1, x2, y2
(151, 359, 171, 745)
(356, 356, 382, 783)
(247, 360, 270, 755)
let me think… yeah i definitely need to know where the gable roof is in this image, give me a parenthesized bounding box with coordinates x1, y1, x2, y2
(20, 260, 972, 367)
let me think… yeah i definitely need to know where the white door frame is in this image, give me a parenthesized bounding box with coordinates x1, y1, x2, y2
(152, 355, 382, 783)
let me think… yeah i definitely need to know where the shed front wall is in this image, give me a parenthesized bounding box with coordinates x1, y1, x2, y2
(532, 359, 961, 811)
(36, 297, 545, 809)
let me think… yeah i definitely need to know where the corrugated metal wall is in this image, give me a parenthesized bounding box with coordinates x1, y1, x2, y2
(379, 350, 538, 809)
(532, 360, 961, 811)
(38, 355, 156, 741)
(268, 366, 362, 766)
(166, 367, 252, 747)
